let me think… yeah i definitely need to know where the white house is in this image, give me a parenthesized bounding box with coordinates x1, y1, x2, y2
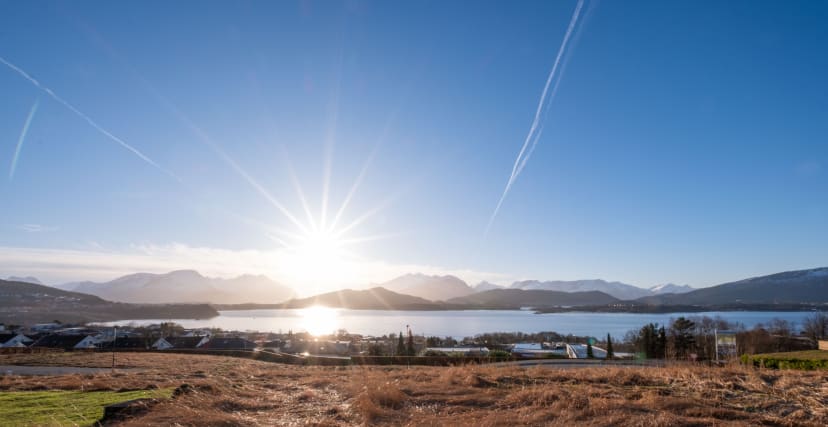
(511, 342, 569, 358)
(152, 336, 209, 350)
(0, 333, 33, 348)
(31, 334, 99, 350)
(425, 347, 490, 356)
(74, 336, 99, 349)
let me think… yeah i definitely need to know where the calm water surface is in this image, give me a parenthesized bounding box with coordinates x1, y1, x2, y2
(102, 309, 820, 338)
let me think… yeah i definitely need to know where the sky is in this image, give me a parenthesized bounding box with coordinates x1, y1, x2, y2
(1, 0, 826, 294)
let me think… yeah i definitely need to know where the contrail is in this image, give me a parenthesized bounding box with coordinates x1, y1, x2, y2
(485, 0, 585, 235)
(9, 99, 39, 180)
(0, 55, 177, 180)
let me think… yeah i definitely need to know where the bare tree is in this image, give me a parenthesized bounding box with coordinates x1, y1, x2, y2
(803, 312, 828, 342)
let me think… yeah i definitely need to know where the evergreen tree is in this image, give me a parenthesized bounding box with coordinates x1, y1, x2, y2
(586, 342, 594, 358)
(670, 317, 696, 359)
(606, 333, 614, 359)
(396, 332, 405, 356)
(657, 326, 667, 359)
(406, 328, 415, 356)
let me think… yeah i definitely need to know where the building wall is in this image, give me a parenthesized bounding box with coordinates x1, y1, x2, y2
(819, 340, 828, 351)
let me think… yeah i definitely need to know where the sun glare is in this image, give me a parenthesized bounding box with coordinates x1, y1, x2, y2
(298, 306, 340, 336)
(279, 229, 358, 293)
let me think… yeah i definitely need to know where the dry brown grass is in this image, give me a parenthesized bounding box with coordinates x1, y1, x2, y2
(2, 352, 827, 426)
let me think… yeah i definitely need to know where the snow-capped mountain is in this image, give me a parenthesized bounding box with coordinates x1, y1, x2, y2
(637, 267, 828, 305)
(510, 279, 652, 300)
(648, 283, 695, 294)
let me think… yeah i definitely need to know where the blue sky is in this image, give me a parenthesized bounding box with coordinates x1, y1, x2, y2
(1, 0, 826, 292)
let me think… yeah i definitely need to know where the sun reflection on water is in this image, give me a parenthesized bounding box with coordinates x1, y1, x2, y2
(298, 306, 340, 336)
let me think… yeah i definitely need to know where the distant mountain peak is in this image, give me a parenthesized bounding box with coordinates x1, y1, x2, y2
(473, 281, 502, 292)
(649, 283, 694, 294)
(510, 278, 651, 300)
(377, 273, 473, 302)
(636, 266, 828, 305)
(168, 269, 203, 276)
(6, 276, 43, 285)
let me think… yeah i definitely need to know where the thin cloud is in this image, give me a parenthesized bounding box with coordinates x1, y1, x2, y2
(9, 99, 39, 180)
(17, 224, 59, 233)
(0, 55, 179, 181)
(486, 0, 587, 235)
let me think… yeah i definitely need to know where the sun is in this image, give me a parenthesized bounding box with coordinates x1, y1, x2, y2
(279, 228, 358, 294)
(245, 142, 394, 295)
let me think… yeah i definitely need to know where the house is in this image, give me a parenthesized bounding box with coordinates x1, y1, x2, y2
(819, 340, 828, 351)
(31, 323, 63, 333)
(98, 337, 150, 350)
(511, 342, 568, 358)
(565, 343, 608, 359)
(201, 337, 257, 350)
(425, 347, 490, 356)
(152, 336, 209, 350)
(55, 327, 103, 336)
(31, 335, 98, 350)
(261, 339, 283, 351)
(0, 333, 33, 348)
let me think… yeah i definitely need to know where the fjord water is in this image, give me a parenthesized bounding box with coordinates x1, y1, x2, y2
(102, 309, 818, 338)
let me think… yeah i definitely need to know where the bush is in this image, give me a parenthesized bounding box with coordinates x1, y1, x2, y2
(742, 351, 828, 370)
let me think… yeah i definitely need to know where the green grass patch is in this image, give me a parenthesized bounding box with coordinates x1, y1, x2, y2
(0, 388, 173, 427)
(742, 350, 828, 370)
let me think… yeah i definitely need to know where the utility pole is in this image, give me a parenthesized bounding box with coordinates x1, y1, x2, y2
(112, 326, 117, 371)
(714, 329, 719, 363)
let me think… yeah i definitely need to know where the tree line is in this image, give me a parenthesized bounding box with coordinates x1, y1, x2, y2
(625, 312, 826, 360)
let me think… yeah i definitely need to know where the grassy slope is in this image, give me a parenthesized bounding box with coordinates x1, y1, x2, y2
(0, 389, 172, 427)
(1, 352, 827, 426)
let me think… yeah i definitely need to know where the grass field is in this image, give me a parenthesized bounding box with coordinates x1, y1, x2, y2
(0, 388, 173, 427)
(1, 352, 827, 426)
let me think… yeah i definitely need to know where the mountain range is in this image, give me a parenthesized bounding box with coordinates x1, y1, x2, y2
(446, 289, 619, 308)
(636, 267, 828, 306)
(54, 270, 296, 304)
(375, 273, 474, 301)
(280, 287, 445, 310)
(0, 278, 217, 324)
(7, 266, 828, 312)
(13, 272, 695, 305)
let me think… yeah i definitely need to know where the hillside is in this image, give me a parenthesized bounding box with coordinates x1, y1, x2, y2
(281, 287, 446, 310)
(636, 267, 828, 305)
(377, 273, 474, 301)
(1, 353, 825, 426)
(57, 270, 295, 304)
(0, 279, 218, 324)
(447, 288, 619, 308)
